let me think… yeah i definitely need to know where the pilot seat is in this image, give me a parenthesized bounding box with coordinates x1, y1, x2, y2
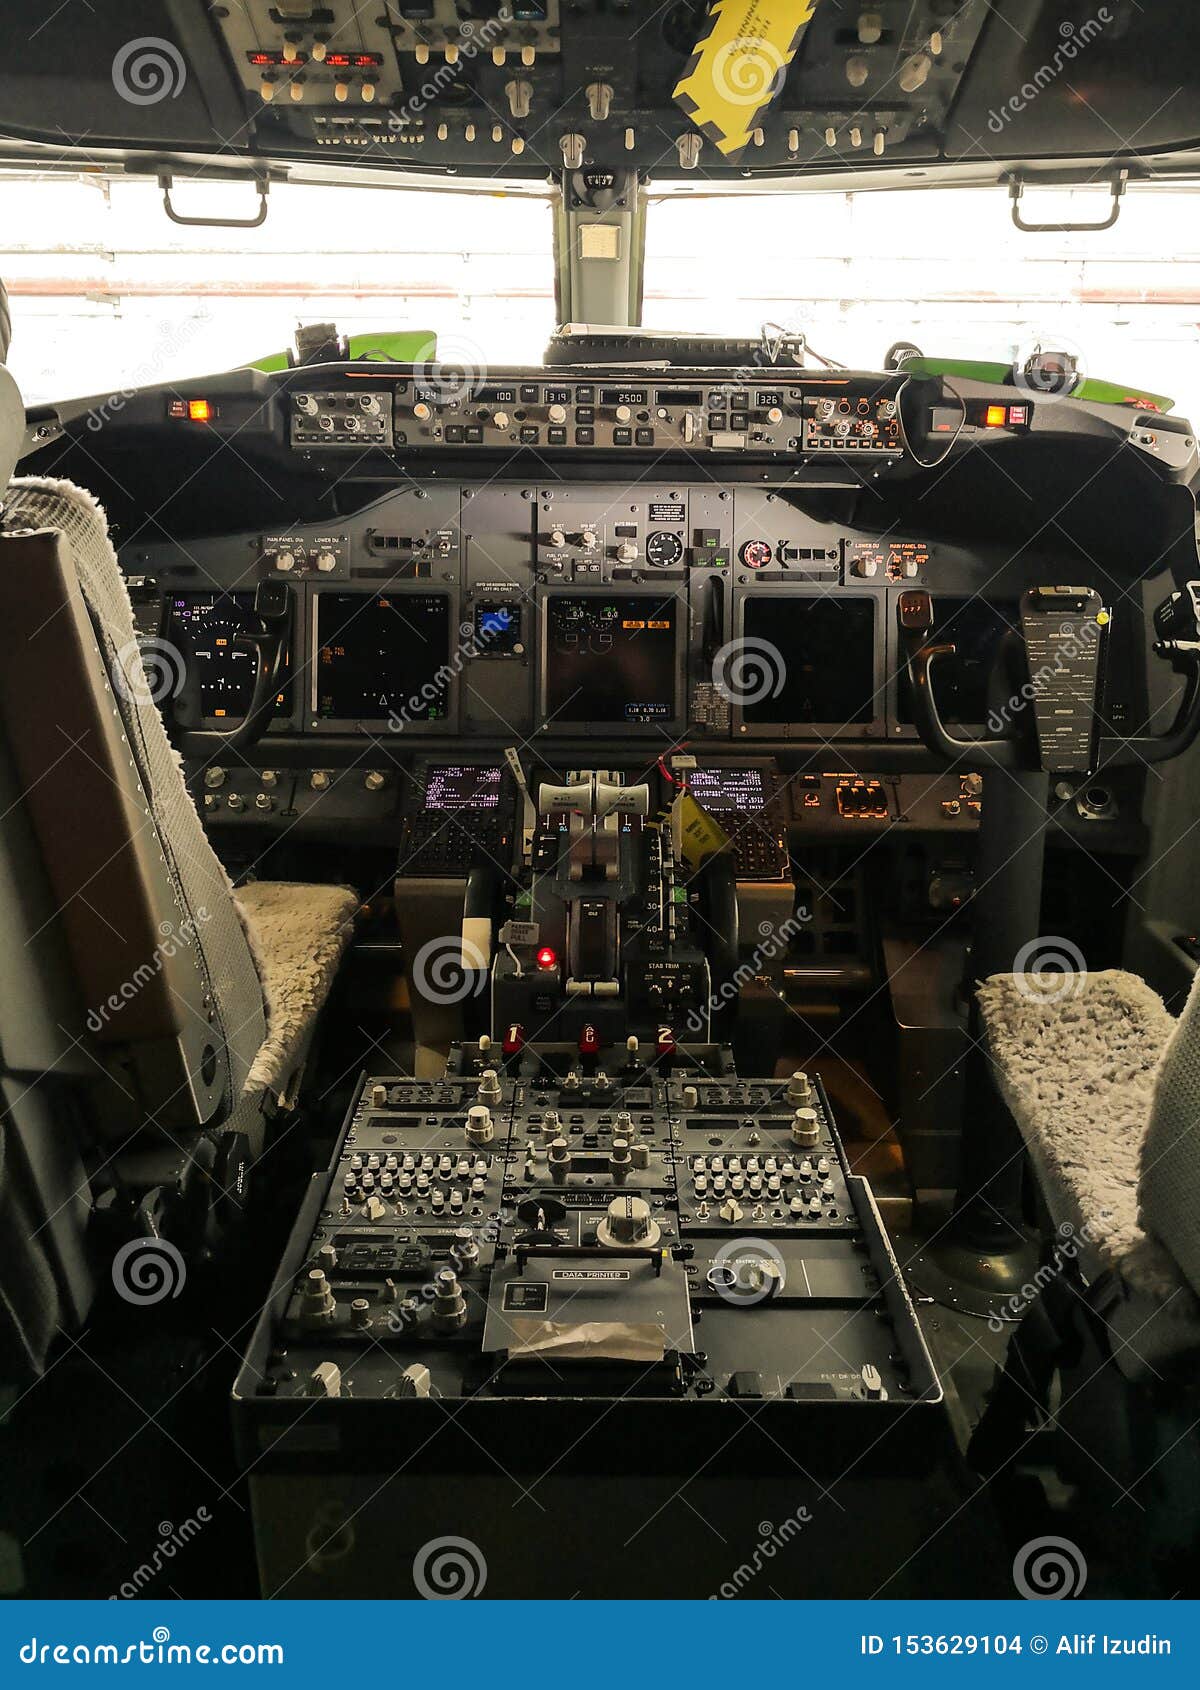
(0, 279, 358, 1378)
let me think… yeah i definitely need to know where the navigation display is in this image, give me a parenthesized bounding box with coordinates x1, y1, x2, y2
(314, 592, 451, 721)
(544, 594, 679, 725)
(687, 767, 767, 812)
(170, 591, 289, 720)
(742, 598, 876, 726)
(895, 596, 1019, 725)
(423, 764, 503, 810)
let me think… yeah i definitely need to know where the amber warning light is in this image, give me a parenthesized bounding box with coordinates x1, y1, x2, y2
(167, 398, 218, 423)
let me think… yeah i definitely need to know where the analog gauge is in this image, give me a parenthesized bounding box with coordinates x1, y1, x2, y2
(646, 530, 684, 567)
(739, 539, 773, 570)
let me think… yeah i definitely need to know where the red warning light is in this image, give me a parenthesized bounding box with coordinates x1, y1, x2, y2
(536, 946, 557, 970)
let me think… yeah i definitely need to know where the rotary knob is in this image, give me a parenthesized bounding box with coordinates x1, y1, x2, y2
(465, 1105, 494, 1145)
(363, 770, 386, 791)
(597, 1193, 660, 1249)
(548, 403, 567, 425)
(791, 1108, 820, 1148)
(296, 394, 318, 416)
(548, 1137, 571, 1185)
(274, 550, 297, 572)
(203, 766, 226, 790)
(616, 539, 638, 564)
(309, 770, 331, 791)
(786, 1070, 813, 1105)
(493, 411, 511, 430)
(316, 550, 337, 572)
(413, 401, 432, 421)
(614, 404, 632, 424)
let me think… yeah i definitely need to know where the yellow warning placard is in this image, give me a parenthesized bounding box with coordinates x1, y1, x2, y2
(672, 791, 731, 868)
(674, 0, 822, 158)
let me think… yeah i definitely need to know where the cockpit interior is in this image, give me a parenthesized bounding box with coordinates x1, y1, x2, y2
(3, 0, 1200, 1608)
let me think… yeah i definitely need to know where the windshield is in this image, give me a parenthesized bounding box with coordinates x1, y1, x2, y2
(3, 174, 1198, 423)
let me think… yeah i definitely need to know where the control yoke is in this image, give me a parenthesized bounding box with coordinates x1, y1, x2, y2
(899, 583, 1200, 773)
(172, 579, 291, 754)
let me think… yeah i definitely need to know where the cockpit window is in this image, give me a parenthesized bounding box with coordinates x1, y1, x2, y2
(8, 173, 1199, 421)
(643, 181, 1200, 419)
(0, 173, 555, 404)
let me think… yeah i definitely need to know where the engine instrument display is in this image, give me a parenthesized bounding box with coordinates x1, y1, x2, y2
(314, 591, 451, 722)
(543, 594, 680, 726)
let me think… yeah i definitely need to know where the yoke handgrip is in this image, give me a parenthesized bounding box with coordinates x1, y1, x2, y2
(898, 590, 1021, 767)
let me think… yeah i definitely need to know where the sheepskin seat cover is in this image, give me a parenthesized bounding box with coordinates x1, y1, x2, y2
(978, 969, 1200, 1377)
(233, 880, 359, 1093)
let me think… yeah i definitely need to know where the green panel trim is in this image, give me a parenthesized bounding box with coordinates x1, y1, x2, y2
(902, 356, 1173, 413)
(244, 329, 438, 373)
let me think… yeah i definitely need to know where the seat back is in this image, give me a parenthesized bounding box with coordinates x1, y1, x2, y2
(1140, 967, 1200, 1299)
(0, 479, 267, 1132)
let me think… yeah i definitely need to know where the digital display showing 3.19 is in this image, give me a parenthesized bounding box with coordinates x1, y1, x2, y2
(544, 595, 678, 725)
(742, 598, 877, 725)
(315, 592, 451, 721)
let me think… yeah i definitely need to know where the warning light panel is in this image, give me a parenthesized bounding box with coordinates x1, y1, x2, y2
(929, 399, 1034, 435)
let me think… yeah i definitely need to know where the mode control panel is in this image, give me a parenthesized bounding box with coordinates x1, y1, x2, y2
(284, 373, 906, 459)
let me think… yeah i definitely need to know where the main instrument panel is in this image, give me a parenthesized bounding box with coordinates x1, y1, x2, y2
(126, 467, 1148, 764)
(21, 355, 1186, 856)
